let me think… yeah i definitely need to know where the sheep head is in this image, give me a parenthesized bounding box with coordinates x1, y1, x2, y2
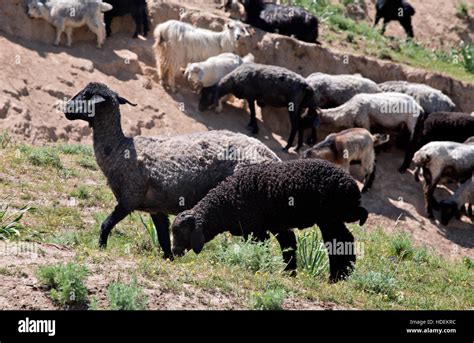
(199, 85, 219, 112)
(171, 211, 205, 256)
(183, 63, 203, 85)
(27, 0, 46, 19)
(226, 21, 250, 41)
(439, 200, 459, 226)
(63, 82, 136, 125)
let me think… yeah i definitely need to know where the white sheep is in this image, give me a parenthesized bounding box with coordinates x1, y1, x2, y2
(319, 92, 423, 141)
(153, 19, 250, 92)
(379, 81, 456, 114)
(27, 0, 113, 48)
(302, 128, 390, 192)
(413, 141, 474, 218)
(306, 73, 381, 108)
(184, 53, 254, 88)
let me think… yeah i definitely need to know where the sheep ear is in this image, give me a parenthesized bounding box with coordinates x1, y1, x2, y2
(90, 94, 106, 105)
(191, 229, 205, 254)
(118, 96, 137, 107)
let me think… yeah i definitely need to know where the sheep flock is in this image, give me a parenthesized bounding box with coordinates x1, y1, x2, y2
(22, 0, 473, 284)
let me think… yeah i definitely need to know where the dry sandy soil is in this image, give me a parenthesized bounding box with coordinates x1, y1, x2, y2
(0, 0, 473, 309)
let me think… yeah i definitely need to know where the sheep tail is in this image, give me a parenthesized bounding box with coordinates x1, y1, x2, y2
(242, 53, 255, 64)
(100, 3, 113, 12)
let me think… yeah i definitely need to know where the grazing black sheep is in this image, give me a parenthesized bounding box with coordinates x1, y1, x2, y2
(104, 0, 149, 38)
(236, 0, 319, 43)
(199, 63, 320, 152)
(399, 112, 474, 172)
(374, 0, 415, 38)
(171, 159, 368, 282)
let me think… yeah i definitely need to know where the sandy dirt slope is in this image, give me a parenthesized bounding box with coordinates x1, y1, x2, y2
(0, 243, 346, 310)
(0, 1, 472, 262)
(363, 0, 474, 48)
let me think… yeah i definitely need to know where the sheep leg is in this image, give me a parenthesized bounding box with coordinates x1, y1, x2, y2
(247, 101, 259, 135)
(274, 230, 297, 275)
(99, 204, 130, 248)
(362, 165, 376, 193)
(399, 147, 414, 173)
(422, 169, 439, 218)
(142, 10, 149, 37)
(374, 14, 381, 27)
(132, 13, 142, 38)
(65, 27, 73, 47)
(381, 19, 388, 35)
(318, 219, 356, 282)
(400, 17, 414, 38)
(54, 24, 64, 46)
(104, 13, 112, 38)
(167, 69, 177, 93)
(283, 110, 300, 152)
(150, 213, 173, 260)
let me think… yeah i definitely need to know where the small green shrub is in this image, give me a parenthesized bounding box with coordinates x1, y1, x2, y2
(297, 230, 328, 277)
(209, 236, 284, 273)
(460, 43, 474, 73)
(77, 156, 98, 170)
(37, 262, 88, 306)
(249, 288, 286, 310)
(0, 202, 31, 240)
(463, 256, 474, 269)
(107, 277, 148, 310)
(0, 130, 11, 149)
(350, 270, 397, 299)
(71, 185, 91, 200)
(389, 232, 414, 260)
(58, 144, 93, 156)
(19, 145, 63, 170)
(456, 2, 469, 19)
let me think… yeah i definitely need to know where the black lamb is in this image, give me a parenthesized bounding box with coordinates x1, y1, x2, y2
(171, 159, 368, 282)
(399, 112, 474, 172)
(236, 0, 319, 43)
(374, 0, 415, 38)
(199, 62, 320, 152)
(104, 0, 149, 38)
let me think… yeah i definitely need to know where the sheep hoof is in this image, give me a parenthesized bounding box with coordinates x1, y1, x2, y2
(281, 147, 290, 153)
(398, 167, 408, 173)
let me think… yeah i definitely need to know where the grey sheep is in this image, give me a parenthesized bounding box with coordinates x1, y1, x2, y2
(306, 73, 381, 109)
(379, 81, 456, 115)
(199, 63, 320, 152)
(172, 159, 368, 282)
(27, 0, 113, 48)
(63, 82, 280, 259)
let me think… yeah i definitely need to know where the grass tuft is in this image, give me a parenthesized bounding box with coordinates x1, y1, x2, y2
(37, 262, 88, 306)
(106, 277, 148, 310)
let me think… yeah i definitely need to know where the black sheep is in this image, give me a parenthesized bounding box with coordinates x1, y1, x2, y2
(104, 0, 149, 38)
(374, 0, 415, 38)
(171, 159, 368, 282)
(399, 112, 474, 172)
(236, 0, 319, 43)
(199, 63, 320, 152)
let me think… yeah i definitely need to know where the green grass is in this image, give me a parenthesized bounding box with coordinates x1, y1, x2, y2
(249, 288, 286, 310)
(0, 201, 31, 240)
(106, 277, 148, 310)
(1, 141, 473, 310)
(37, 262, 89, 307)
(288, 0, 474, 83)
(208, 235, 285, 273)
